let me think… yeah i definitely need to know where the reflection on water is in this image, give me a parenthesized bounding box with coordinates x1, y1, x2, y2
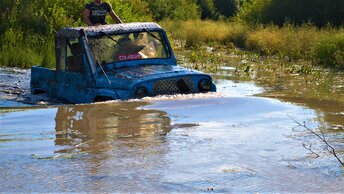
(1, 97, 344, 192)
(0, 101, 174, 192)
(52, 102, 174, 176)
(55, 102, 171, 149)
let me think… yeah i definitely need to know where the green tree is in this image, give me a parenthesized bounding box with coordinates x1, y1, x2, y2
(237, 0, 344, 27)
(110, 0, 153, 22)
(146, 0, 201, 21)
(214, 0, 238, 18)
(196, 0, 218, 19)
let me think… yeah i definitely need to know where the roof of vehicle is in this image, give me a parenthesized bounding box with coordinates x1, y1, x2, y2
(56, 22, 164, 38)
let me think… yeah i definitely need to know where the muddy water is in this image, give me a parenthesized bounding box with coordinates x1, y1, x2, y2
(0, 66, 344, 192)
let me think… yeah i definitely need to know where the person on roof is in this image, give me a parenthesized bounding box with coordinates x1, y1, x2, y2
(83, 0, 122, 26)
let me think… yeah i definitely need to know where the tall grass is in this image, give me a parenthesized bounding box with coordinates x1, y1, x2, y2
(1, 0, 344, 70)
(312, 33, 344, 69)
(3, 18, 343, 70)
(0, 0, 155, 68)
(245, 24, 324, 60)
(244, 24, 344, 69)
(162, 19, 344, 69)
(160, 20, 249, 48)
(237, 0, 344, 27)
(0, 28, 55, 68)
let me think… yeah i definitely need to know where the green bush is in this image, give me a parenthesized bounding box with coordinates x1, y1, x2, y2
(0, 0, 155, 68)
(237, 0, 344, 27)
(313, 33, 344, 69)
(245, 23, 322, 60)
(161, 20, 245, 47)
(0, 46, 40, 68)
(213, 0, 238, 18)
(2, 0, 344, 70)
(1, 0, 82, 35)
(110, 0, 153, 22)
(146, 0, 200, 21)
(196, 0, 218, 19)
(0, 28, 55, 68)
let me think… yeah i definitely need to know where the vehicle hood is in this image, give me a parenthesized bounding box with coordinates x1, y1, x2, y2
(96, 64, 208, 90)
(113, 64, 200, 80)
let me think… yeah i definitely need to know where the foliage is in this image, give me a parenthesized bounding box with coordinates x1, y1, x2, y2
(0, 28, 55, 68)
(312, 33, 344, 69)
(245, 23, 321, 60)
(161, 20, 249, 48)
(195, 0, 241, 20)
(0, 0, 202, 67)
(163, 19, 344, 69)
(0, 0, 154, 68)
(110, 0, 153, 22)
(243, 24, 344, 69)
(0, 0, 84, 35)
(146, 0, 200, 21)
(236, 0, 344, 27)
(1, 0, 344, 69)
(196, 0, 218, 19)
(213, 0, 238, 18)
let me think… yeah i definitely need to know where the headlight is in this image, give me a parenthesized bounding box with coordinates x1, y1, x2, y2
(198, 79, 211, 92)
(134, 86, 148, 98)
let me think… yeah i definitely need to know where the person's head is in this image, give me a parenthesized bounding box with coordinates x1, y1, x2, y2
(94, 0, 102, 4)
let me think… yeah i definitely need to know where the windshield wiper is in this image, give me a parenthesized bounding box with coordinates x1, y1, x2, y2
(99, 31, 122, 46)
(97, 60, 111, 85)
(143, 28, 163, 43)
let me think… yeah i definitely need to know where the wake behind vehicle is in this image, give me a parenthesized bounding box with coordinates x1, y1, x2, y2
(31, 22, 216, 103)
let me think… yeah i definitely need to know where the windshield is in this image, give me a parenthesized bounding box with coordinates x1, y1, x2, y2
(88, 30, 170, 64)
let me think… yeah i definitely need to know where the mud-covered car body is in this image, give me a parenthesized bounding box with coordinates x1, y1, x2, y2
(31, 22, 216, 103)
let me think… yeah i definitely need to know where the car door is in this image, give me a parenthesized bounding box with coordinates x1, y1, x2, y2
(56, 40, 89, 103)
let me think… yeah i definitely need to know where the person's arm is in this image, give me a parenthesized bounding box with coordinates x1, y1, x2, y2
(109, 10, 123, 24)
(83, 8, 95, 26)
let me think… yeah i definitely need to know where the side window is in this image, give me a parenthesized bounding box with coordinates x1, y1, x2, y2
(65, 39, 83, 73)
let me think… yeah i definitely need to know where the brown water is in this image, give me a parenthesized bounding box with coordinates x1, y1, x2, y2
(0, 65, 343, 192)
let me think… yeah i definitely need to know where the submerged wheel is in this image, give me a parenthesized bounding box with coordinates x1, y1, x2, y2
(198, 78, 212, 92)
(94, 96, 114, 102)
(33, 89, 47, 95)
(134, 86, 149, 98)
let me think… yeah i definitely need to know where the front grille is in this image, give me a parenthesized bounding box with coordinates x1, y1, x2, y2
(153, 77, 196, 95)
